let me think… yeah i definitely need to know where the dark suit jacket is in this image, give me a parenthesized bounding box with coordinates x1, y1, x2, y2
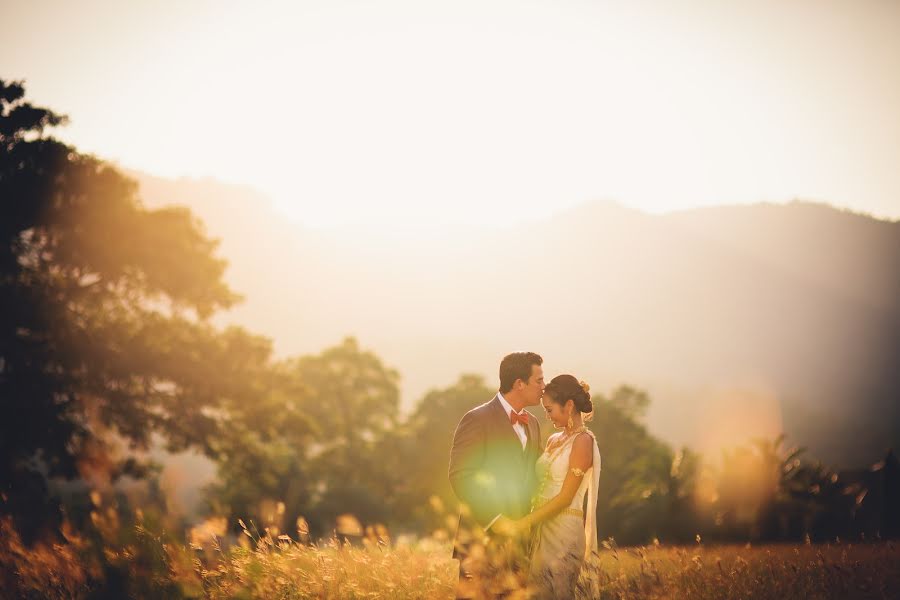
(448, 394, 541, 558)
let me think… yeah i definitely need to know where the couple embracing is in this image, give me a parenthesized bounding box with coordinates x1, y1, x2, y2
(449, 352, 601, 599)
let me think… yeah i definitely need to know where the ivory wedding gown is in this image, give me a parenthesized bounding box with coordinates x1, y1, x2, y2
(527, 429, 601, 599)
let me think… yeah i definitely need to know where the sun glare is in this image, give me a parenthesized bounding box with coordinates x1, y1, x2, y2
(5, 0, 895, 228)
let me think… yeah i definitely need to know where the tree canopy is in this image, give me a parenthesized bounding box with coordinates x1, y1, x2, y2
(0, 78, 268, 541)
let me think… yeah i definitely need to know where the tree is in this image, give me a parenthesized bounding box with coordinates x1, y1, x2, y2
(205, 338, 401, 537)
(712, 434, 860, 541)
(0, 78, 268, 542)
(396, 374, 495, 530)
(202, 359, 316, 538)
(587, 385, 680, 544)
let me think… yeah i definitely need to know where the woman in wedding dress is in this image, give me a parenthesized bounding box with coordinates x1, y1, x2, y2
(512, 374, 601, 599)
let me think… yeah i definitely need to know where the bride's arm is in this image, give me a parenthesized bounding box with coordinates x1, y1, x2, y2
(517, 432, 593, 530)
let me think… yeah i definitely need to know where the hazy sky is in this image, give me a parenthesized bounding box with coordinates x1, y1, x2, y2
(4, 0, 900, 227)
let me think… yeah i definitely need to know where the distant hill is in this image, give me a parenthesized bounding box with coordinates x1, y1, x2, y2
(133, 171, 900, 467)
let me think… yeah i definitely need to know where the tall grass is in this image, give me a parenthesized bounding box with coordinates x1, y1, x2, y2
(196, 529, 900, 599)
(583, 539, 900, 599)
(3, 510, 898, 598)
(194, 519, 455, 599)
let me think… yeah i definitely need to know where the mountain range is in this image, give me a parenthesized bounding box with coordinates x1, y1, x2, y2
(134, 171, 900, 468)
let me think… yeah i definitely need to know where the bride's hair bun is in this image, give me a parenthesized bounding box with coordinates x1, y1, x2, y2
(578, 380, 593, 414)
(545, 374, 593, 415)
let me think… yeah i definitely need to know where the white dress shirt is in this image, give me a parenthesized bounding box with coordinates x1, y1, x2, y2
(497, 392, 528, 449)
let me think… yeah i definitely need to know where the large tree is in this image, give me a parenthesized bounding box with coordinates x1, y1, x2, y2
(586, 385, 688, 545)
(397, 374, 495, 529)
(204, 337, 400, 537)
(0, 79, 272, 541)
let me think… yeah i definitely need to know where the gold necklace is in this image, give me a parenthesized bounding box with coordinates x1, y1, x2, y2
(534, 426, 590, 508)
(546, 426, 587, 457)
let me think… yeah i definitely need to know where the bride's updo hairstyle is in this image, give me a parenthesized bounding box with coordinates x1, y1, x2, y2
(544, 374, 594, 421)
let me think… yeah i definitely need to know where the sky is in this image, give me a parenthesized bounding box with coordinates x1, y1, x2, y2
(3, 0, 900, 228)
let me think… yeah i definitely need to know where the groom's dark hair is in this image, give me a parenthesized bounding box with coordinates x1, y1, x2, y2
(499, 352, 543, 393)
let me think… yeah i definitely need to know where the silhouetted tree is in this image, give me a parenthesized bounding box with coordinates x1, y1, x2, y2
(587, 385, 681, 545)
(0, 78, 268, 542)
(710, 434, 867, 541)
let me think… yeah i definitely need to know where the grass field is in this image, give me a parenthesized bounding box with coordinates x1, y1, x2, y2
(4, 513, 899, 599)
(190, 532, 900, 599)
(582, 541, 900, 599)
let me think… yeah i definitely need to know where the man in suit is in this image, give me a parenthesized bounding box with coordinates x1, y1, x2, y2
(448, 352, 545, 599)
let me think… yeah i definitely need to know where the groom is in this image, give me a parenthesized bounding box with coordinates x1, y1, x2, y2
(448, 351, 544, 598)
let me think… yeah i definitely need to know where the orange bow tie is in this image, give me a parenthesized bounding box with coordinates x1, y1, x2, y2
(509, 411, 529, 427)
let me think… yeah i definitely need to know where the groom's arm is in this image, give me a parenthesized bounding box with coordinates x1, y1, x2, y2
(449, 409, 497, 526)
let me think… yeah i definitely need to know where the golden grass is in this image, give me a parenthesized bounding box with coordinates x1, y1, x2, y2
(582, 541, 900, 599)
(194, 530, 455, 599)
(192, 526, 900, 600)
(4, 511, 899, 599)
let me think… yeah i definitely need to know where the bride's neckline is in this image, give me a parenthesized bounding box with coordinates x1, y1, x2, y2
(545, 426, 588, 457)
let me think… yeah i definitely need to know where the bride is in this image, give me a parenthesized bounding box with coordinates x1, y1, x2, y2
(513, 374, 601, 599)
